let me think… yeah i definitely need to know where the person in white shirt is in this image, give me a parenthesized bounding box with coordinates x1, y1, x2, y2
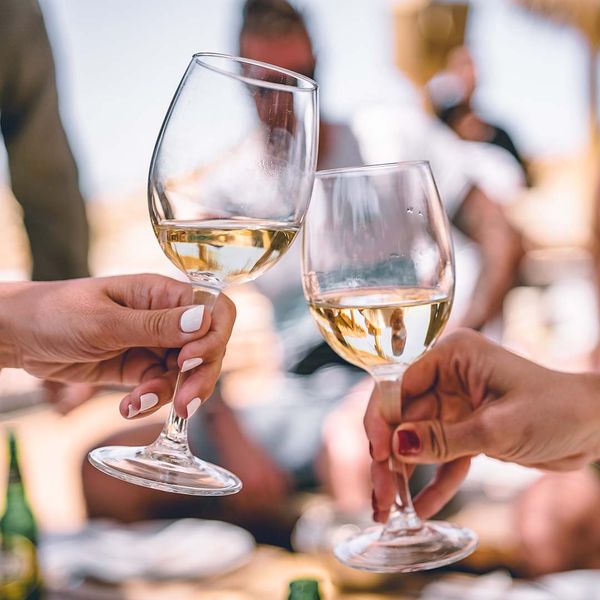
(353, 96, 523, 331)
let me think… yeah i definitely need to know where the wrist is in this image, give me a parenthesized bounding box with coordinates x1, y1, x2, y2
(0, 281, 35, 368)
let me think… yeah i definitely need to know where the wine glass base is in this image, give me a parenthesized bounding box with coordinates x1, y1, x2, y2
(334, 520, 478, 573)
(88, 445, 242, 496)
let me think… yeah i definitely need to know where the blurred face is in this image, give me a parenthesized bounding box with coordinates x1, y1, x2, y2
(447, 46, 477, 100)
(240, 31, 316, 132)
(240, 31, 316, 80)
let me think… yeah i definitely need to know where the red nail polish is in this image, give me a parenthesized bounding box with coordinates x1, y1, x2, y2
(396, 429, 421, 454)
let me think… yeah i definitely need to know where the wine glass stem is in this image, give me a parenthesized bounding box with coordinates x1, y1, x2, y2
(154, 285, 221, 451)
(374, 375, 423, 536)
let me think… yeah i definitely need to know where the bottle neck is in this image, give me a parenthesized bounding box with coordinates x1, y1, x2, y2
(7, 432, 22, 485)
(4, 435, 28, 511)
(5, 433, 26, 502)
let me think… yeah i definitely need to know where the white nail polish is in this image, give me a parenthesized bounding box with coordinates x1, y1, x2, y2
(181, 357, 204, 373)
(139, 392, 159, 412)
(180, 306, 205, 333)
(127, 405, 139, 419)
(187, 397, 201, 418)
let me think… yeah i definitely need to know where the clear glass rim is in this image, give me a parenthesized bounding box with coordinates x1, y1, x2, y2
(192, 51, 318, 93)
(317, 160, 431, 179)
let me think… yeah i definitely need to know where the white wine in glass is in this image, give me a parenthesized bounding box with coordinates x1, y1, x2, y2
(303, 162, 477, 572)
(154, 219, 299, 285)
(308, 287, 452, 371)
(89, 52, 318, 495)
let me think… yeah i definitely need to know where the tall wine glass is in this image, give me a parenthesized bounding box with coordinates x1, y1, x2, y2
(302, 162, 477, 571)
(89, 52, 318, 495)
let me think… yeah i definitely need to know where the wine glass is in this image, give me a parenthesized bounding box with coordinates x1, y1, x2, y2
(302, 162, 477, 571)
(89, 52, 318, 495)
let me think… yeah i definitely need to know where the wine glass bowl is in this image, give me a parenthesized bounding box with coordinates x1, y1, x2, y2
(89, 53, 318, 495)
(149, 53, 318, 290)
(302, 162, 477, 571)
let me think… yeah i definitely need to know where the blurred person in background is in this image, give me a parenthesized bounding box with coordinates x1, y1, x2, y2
(2, 0, 92, 410)
(427, 46, 531, 186)
(1, 0, 89, 280)
(354, 60, 524, 333)
(82, 0, 372, 547)
(81, 0, 524, 546)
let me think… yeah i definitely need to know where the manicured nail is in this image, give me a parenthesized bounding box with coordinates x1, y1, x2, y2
(180, 306, 205, 333)
(396, 429, 421, 454)
(127, 404, 139, 419)
(187, 397, 201, 418)
(181, 357, 204, 373)
(139, 393, 159, 413)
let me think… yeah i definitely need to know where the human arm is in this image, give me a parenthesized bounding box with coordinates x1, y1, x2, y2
(453, 187, 523, 330)
(0, 0, 89, 280)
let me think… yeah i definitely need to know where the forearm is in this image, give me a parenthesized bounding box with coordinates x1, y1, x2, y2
(468, 230, 521, 325)
(0, 281, 35, 368)
(455, 187, 523, 329)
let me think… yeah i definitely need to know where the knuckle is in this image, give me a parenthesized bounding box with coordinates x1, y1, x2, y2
(225, 298, 237, 320)
(362, 412, 371, 433)
(143, 311, 163, 344)
(223, 294, 237, 319)
(428, 421, 448, 461)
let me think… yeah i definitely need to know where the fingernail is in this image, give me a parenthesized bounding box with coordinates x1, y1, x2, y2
(369, 442, 374, 459)
(396, 429, 421, 454)
(180, 306, 205, 333)
(187, 397, 201, 418)
(139, 392, 159, 413)
(127, 404, 139, 419)
(181, 357, 204, 373)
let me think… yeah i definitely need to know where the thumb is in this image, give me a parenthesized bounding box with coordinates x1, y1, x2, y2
(114, 303, 211, 349)
(392, 417, 485, 464)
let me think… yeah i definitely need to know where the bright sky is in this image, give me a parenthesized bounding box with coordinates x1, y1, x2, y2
(10, 0, 592, 199)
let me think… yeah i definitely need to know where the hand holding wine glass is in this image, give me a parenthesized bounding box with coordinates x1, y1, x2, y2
(302, 162, 477, 572)
(366, 328, 600, 522)
(89, 53, 318, 495)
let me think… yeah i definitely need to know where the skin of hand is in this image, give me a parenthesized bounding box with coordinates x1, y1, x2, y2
(364, 329, 600, 523)
(454, 186, 523, 330)
(0, 274, 236, 419)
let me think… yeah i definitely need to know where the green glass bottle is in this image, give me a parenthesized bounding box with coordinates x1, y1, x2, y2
(0, 431, 42, 600)
(287, 578, 321, 600)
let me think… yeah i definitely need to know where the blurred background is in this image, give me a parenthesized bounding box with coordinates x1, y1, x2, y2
(2, 0, 600, 598)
